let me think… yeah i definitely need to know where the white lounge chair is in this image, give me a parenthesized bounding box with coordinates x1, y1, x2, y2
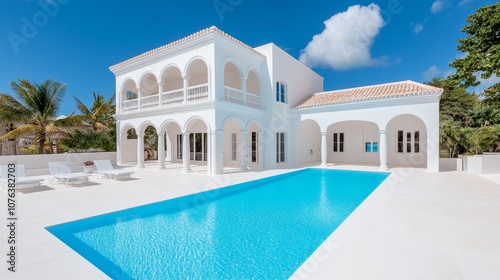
(94, 160, 134, 180)
(0, 164, 44, 188)
(48, 162, 90, 187)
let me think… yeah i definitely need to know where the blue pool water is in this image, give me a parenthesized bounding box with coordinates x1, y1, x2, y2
(46, 168, 389, 279)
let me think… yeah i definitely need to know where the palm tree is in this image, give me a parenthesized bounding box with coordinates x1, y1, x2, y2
(0, 79, 72, 154)
(72, 92, 114, 131)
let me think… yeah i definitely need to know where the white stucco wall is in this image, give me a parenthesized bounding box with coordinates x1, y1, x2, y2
(295, 120, 321, 164)
(255, 43, 324, 107)
(299, 95, 441, 171)
(0, 152, 116, 176)
(326, 121, 381, 165)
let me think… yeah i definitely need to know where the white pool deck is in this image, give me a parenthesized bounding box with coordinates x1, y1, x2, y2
(1, 163, 500, 280)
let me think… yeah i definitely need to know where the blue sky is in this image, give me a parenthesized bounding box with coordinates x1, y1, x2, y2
(0, 0, 497, 116)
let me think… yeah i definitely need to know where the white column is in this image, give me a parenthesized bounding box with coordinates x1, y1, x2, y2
(165, 133, 172, 162)
(137, 134, 144, 168)
(158, 82, 164, 106)
(206, 130, 212, 175)
(182, 75, 189, 104)
(212, 130, 224, 174)
(241, 76, 247, 106)
(181, 131, 191, 173)
(240, 130, 248, 172)
(116, 123, 122, 165)
(157, 132, 165, 169)
(117, 90, 121, 113)
(379, 129, 388, 170)
(321, 131, 327, 167)
(258, 131, 264, 170)
(137, 87, 142, 110)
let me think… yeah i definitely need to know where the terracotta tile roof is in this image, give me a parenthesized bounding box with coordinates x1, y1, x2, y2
(109, 26, 265, 71)
(295, 80, 443, 109)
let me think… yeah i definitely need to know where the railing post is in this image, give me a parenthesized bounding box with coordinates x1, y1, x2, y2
(183, 75, 189, 104)
(158, 82, 164, 106)
(242, 76, 247, 106)
(240, 130, 248, 172)
(181, 130, 191, 173)
(136, 87, 142, 110)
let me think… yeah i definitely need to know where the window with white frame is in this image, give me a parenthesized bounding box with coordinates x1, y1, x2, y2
(276, 82, 286, 103)
(333, 132, 344, 152)
(397, 130, 420, 153)
(364, 131, 379, 153)
(276, 132, 285, 163)
(231, 133, 237, 161)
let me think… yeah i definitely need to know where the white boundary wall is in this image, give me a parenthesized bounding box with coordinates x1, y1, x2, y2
(463, 155, 500, 174)
(0, 152, 117, 176)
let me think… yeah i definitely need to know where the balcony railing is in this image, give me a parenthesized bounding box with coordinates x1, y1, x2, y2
(224, 86, 261, 109)
(141, 94, 159, 108)
(121, 82, 262, 113)
(246, 92, 261, 109)
(187, 83, 209, 102)
(224, 86, 244, 105)
(123, 99, 138, 111)
(161, 89, 184, 105)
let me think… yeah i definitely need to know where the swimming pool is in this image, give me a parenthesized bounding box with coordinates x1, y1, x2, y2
(46, 168, 389, 279)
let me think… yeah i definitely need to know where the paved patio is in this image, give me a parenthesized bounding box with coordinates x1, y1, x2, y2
(1, 163, 499, 279)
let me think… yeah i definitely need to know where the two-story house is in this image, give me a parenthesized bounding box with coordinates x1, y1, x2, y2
(110, 26, 442, 175)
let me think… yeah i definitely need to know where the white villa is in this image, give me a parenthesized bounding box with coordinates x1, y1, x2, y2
(109, 26, 443, 175)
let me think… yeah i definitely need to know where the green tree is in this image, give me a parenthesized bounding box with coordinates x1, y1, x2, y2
(61, 130, 116, 152)
(72, 92, 115, 131)
(427, 77, 478, 126)
(440, 118, 462, 158)
(0, 79, 74, 154)
(461, 127, 481, 155)
(449, 3, 500, 105)
(471, 105, 500, 127)
(479, 125, 500, 152)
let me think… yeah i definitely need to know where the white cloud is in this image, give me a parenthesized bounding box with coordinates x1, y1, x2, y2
(431, 0, 446, 13)
(472, 73, 500, 93)
(458, 0, 473, 8)
(299, 4, 386, 70)
(413, 23, 424, 34)
(421, 65, 441, 81)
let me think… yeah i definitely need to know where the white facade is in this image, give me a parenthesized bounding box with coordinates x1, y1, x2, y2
(110, 27, 442, 174)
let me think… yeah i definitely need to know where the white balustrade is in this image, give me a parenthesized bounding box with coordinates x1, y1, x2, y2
(187, 83, 209, 102)
(161, 89, 184, 105)
(141, 94, 159, 108)
(123, 99, 138, 111)
(246, 92, 261, 109)
(224, 86, 244, 105)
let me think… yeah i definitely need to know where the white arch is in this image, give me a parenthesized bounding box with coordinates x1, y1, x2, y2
(184, 115, 211, 132)
(159, 118, 183, 133)
(221, 115, 245, 129)
(184, 55, 210, 77)
(246, 119, 264, 131)
(221, 57, 245, 78)
(138, 121, 158, 135)
(159, 63, 182, 80)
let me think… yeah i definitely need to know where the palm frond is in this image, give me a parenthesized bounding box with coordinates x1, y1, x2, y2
(55, 115, 85, 127)
(74, 96, 91, 115)
(0, 124, 38, 140)
(0, 94, 31, 122)
(93, 122, 110, 131)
